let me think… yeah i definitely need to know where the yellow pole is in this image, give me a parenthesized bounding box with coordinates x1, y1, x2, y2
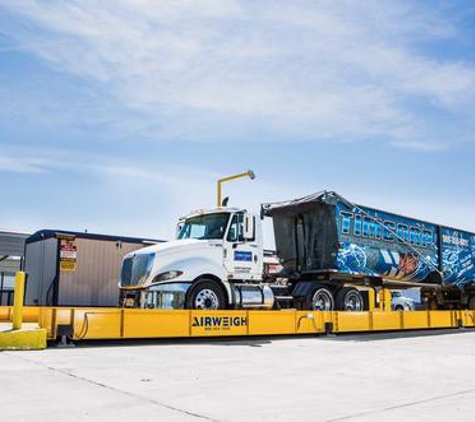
(367, 287, 376, 311)
(385, 288, 392, 311)
(12, 271, 26, 330)
(217, 170, 255, 206)
(378, 288, 392, 312)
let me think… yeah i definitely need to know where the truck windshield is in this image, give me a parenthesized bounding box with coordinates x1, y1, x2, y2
(177, 213, 230, 240)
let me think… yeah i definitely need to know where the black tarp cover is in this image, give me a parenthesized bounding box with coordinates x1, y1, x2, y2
(263, 191, 340, 275)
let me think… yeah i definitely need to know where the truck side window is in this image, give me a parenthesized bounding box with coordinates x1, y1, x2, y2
(227, 213, 256, 242)
(227, 214, 240, 242)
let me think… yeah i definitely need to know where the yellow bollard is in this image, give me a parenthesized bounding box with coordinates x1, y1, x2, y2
(378, 288, 392, 312)
(367, 287, 376, 311)
(12, 271, 26, 330)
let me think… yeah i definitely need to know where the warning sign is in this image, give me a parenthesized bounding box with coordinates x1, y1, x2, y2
(60, 241, 77, 272)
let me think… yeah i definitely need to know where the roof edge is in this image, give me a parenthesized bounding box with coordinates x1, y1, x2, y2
(26, 229, 165, 245)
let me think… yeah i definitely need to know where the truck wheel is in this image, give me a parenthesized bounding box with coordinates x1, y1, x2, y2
(306, 285, 334, 311)
(186, 280, 226, 310)
(335, 287, 365, 312)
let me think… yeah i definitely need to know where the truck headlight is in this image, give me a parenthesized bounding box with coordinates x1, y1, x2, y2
(152, 271, 184, 283)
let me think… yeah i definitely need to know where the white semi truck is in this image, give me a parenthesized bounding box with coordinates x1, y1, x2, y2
(119, 191, 475, 311)
(120, 207, 276, 310)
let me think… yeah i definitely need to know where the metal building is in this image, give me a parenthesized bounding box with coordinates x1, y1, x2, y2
(0, 230, 30, 305)
(24, 230, 163, 307)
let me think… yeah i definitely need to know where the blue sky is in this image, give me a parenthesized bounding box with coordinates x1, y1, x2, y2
(1, 0, 475, 246)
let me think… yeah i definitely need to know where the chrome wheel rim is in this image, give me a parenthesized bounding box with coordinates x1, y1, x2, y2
(344, 291, 363, 311)
(312, 289, 333, 311)
(194, 289, 219, 310)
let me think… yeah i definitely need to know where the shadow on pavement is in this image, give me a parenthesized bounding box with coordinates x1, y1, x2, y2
(46, 328, 475, 349)
(319, 328, 474, 342)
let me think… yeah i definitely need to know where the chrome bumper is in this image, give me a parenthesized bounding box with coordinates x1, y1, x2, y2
(142, 283, 192, 309)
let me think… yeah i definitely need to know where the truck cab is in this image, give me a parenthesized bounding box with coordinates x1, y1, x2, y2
(119, 208, 271, 310)
(391, 290, 416, 311)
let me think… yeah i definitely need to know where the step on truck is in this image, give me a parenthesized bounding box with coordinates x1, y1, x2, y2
(119, 191, 475, 311)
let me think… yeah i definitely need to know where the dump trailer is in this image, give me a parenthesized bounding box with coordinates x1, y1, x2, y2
(265, 191, 475, 310)
(119, 191, 475, 311)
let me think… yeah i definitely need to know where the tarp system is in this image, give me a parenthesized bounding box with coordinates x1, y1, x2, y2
(262, 191, 339, 275)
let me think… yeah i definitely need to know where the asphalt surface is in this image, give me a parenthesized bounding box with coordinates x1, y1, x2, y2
(1, 329, 475, 421)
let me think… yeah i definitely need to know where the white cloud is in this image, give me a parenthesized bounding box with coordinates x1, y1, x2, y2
(391, 140, 448, 152)
(0, 0, 474, 147)
(0, 152, 50, 173)
(0, 146, 297, 245)
(2, 145, 475, 245)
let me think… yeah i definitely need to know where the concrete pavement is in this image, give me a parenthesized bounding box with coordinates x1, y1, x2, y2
(1, 330, 475, 421)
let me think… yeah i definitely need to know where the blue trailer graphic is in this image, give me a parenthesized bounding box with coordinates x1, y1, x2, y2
(334, 201, 475, 287)
(441, 227, 475, 287)
(266, 191, 475, 289)
(335, 202, 439, 284)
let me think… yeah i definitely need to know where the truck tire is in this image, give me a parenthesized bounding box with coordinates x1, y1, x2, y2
(304, 285, 334, 311)
(185, 279, 226, 310)
(335, 287, 365, 312)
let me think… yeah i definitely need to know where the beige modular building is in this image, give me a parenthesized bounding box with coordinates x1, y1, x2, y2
(25, 230, 163, 307)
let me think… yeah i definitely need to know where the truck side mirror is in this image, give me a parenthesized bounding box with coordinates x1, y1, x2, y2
(176, 223, 184, 239)
(243, 215, 255, 240)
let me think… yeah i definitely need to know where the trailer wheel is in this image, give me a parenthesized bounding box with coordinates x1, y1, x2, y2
(335, 287, 365, 312)
(306, 285, 334, 311)
(185, 280, 226, 310)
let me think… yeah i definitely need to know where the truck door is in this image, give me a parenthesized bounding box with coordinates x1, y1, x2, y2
(224, 212, 262, 280)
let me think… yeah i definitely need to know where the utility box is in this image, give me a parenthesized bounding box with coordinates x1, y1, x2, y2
(25, 230, 162, 307)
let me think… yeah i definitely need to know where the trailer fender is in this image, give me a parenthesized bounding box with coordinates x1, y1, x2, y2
(292, 281, 331, 298)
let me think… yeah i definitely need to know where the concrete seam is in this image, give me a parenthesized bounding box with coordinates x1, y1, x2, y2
(327, 387, 475, 421)
(6, 353, 221, 422)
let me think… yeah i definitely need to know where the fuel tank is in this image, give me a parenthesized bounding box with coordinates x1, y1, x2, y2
(233, 284, 274, 309)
